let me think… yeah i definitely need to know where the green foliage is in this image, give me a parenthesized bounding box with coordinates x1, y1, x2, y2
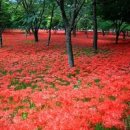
(21, 112, 28, 120)
(0, 0, 11, 32)
(125, 114, 130, 130)
(95, 124, 118, 130)
(95, 124, 104, 130)
(16, 0, 47, 31)
(97, 0, 130, 21)
(94, 78, 101, 83)
(98, 20, 113, 31)
(78, 0, 93, 30)
(1, 0, 130, 32)
(9, 78, 39, 90)
(97, 0, 130, 37)
(29, 102, 36, 109)
(0, 69, 7, 75)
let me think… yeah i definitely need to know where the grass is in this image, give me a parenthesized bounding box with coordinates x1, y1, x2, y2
(21, 112, 28, 120)
(95, 124, 118, 130)
(9, 78, 39, 90)
(83, 48, 111, 56)
(0, 69, 7, 75)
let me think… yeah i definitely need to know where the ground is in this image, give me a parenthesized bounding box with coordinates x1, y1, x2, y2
(0, 30, 130, 130)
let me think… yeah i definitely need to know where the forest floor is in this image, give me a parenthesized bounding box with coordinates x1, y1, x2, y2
(0, 30, 130, 130)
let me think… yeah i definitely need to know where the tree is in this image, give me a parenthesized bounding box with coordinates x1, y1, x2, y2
(98, 19, 113, 36)
(19, 0, 46, 42)
(56, 0, 85, 67)
(93, 0, 97, 51)
(0, 0, 10, 48)
(97, 0, 130, 44)
(9, 0, 24, 29)
(46, 0, 57, 46)
(77, 1, 93, 35)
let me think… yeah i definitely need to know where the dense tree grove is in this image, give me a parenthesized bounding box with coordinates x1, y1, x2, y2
(97, 0, 130, 44)
(0, 0, 130, 66)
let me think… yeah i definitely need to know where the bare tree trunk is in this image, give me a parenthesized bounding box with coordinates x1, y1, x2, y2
(85, 30, 88, 37)
(0, 33, 2, 48)
(56, 0, 85, 67)
(66, 28, 74, 67)
(33, 28, 39, 42)
(47, 5, 55, 46)
(116, 30, 120, 44)
(102, 29, 105, 36)
(93, 0, 98, 51)
(115, 20, 123, 44)
(73, 25, 77, 37)
(64, 28, 66, 35)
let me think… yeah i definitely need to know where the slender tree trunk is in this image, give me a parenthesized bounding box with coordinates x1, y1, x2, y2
(33, 28, 39, 42)
(47, 29, 52, 46)
(0, 33, 2, 48)
(47, 5, 55, 46)
(93, 0, 98, 51)
(73, 25, 77, 37)
(64, 28, 66, 35)
(85, 30, 88, 37)
(116, 31, 120, 44)
(0, 0, 4, 49)
(66, 28, 74, 67)
(56, 0, 85, 67)
(102, 30, 105, 36)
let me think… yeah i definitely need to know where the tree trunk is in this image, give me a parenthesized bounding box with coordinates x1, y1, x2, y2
(66, 28, 74, 67)
(116, 31, 120, 44)
(33, 29, 38, 42)
(47, 29, 52, 46)
(47, 5, 55, 46)
(64, 28, 66, 35)
(73, 25, 77, 37)
(85, 30, 88, 37)
(0, 33, 2, 48)
(93, 0, 98, 51)
(102, 30, 105, 36)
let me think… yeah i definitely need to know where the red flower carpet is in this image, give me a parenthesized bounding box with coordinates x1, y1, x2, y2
(0, 30, 130, 130)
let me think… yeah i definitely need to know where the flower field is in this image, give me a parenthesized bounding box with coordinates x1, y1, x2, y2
(0, 30, 130, 130)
